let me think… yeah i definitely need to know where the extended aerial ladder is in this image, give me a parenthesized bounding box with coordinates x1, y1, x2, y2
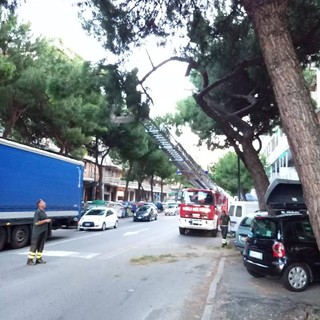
(144, 119, 219, 190)
(112, 115, 220, 190)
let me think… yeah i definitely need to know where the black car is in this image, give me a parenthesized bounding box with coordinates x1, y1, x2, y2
(243, 213, 320, 292)
(133, 204, 158, 222)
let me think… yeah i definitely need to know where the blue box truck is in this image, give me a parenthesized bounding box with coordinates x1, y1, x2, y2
(0, 138, 84, 251)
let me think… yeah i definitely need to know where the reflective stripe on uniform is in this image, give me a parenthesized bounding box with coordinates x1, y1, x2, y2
(28, 252, 36, 259)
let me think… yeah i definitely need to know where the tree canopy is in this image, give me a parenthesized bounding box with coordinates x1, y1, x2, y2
(0, 11, 178, 203)
(3, 1, 320, 246)
(211, 151, 267, 199)
(76, 0, 320, 247)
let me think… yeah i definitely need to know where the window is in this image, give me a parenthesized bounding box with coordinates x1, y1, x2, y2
(235, 206, 242, 217)
(292, 220, 315, 241)
(183, 190, 216, 205)
(252, 219, 277, 238)
(240, 217, 253, 227)
(283, 223, 296, 242)
(106, 210, 114, 216)
(228, 205, 235, 217)
(87, 209, 104, 216)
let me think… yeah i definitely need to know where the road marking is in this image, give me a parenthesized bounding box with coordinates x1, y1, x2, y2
(46, 232, 103, 247)
(18, 250, 100, 259)
(123, 228, 149, 236)
(99, 234, 169, 260)
(201, 257, 225, 320)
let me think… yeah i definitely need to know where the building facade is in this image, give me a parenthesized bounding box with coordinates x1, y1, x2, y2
(83, 155, 170, 203)
(262, 68, 320, 182)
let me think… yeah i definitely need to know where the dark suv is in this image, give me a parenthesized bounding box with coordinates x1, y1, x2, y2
(243, 213, 320, 292)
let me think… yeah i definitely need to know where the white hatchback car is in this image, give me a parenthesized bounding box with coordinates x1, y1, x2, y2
(78, 207, 119, 231)
(164, 203, 179, 215)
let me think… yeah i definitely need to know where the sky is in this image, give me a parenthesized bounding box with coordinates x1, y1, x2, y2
(17, 0, 193, 118)
(17, 0, 224, 168)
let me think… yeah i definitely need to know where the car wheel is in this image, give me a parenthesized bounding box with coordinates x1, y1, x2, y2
(247, 269, 265, 278)
(155, 215, 157, 221)
(211, 229, 218, 237)
(11, 225, 30, 249)
(101, 223, 106, 231)
(0, 226, 7, 251)
(282, 263, 310, 292)
(133, 218, 137, 222)
(179, 227, 186, 235)
(114, 220, 118, 228)
(78, 228, 83, 231)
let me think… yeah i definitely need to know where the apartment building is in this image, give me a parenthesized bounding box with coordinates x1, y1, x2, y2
(262, 68, 320, 182)
(83, 155, 170, 202)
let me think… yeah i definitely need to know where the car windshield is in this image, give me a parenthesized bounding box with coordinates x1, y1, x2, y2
(252, 218, 277, 238)
(240, 217, 253, 227)
(184, 191, 214, 205)
(86, 209, 105, 216)
(138, 206, 149, 212)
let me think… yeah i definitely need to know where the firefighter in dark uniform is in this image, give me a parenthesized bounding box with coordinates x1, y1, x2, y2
(26, 199, 51, 265)
(220, 210, 230, 247)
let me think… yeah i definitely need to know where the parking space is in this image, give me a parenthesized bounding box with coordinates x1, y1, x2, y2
(211, 249, 320, 320)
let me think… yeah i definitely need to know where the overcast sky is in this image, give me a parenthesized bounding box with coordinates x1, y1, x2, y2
(17, 0, 193, 118)
(17, 0, 224, 167)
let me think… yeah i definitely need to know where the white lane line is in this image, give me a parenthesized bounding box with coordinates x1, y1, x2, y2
(46, 231, 103, 247)
(18, 250, 100, 259)
(123, 228, 149, 236)
(99, 231, 173, 260)
(201, 257, 225, 320)
(2, 232, 103, 257)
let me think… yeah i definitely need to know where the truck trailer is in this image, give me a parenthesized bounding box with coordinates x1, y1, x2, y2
(0, 138, 84, 251)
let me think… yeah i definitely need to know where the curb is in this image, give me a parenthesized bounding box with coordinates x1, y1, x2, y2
(201, 257, 225, 320)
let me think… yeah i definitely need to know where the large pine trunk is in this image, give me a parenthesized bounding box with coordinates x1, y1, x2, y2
(196, 98, 270, 210)
(242, 0, 320, 248)
(240, 140, 269, 210)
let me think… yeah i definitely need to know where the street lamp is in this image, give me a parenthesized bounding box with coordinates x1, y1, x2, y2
(237, 155, 241, 200)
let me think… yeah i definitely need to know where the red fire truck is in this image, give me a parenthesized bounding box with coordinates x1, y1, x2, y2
(178, 188, 228, 237)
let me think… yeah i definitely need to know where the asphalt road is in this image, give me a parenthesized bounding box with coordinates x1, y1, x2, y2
(1, 214, 319, 320)
(1, 214, 222, 320)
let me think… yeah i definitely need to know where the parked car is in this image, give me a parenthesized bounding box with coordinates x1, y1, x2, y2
(228, 201, 260, 235)
(155, 202, 164, 212)
(78, 207, 119, 231)
(164, 203, 179, 216)
(234, 211, 268, 254)
(164, 200, 178, 209)
(106, 201, 124, 218)
(243, 213, 320, 292)
(133, 204, 158, 222)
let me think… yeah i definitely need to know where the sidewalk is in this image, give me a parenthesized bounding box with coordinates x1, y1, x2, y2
(203, 245, 320, 320)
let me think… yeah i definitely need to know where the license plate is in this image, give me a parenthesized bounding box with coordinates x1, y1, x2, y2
(189, 219, 200, 226)
(249, 250, 263, 260)
(84, 222, 91, 226)
(138, 216, 141, 219)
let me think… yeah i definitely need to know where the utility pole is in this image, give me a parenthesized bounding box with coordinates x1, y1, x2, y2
(237, 156, 241, 200)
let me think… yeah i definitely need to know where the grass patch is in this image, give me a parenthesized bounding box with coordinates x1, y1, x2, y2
(130, 254, 178, 265)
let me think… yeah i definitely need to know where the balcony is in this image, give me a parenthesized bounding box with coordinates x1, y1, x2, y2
(102, 175, 169, 193)
(269, 167, 299, 184)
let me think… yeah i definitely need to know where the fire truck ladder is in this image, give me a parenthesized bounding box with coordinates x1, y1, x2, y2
(144, 119, 218, 190)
